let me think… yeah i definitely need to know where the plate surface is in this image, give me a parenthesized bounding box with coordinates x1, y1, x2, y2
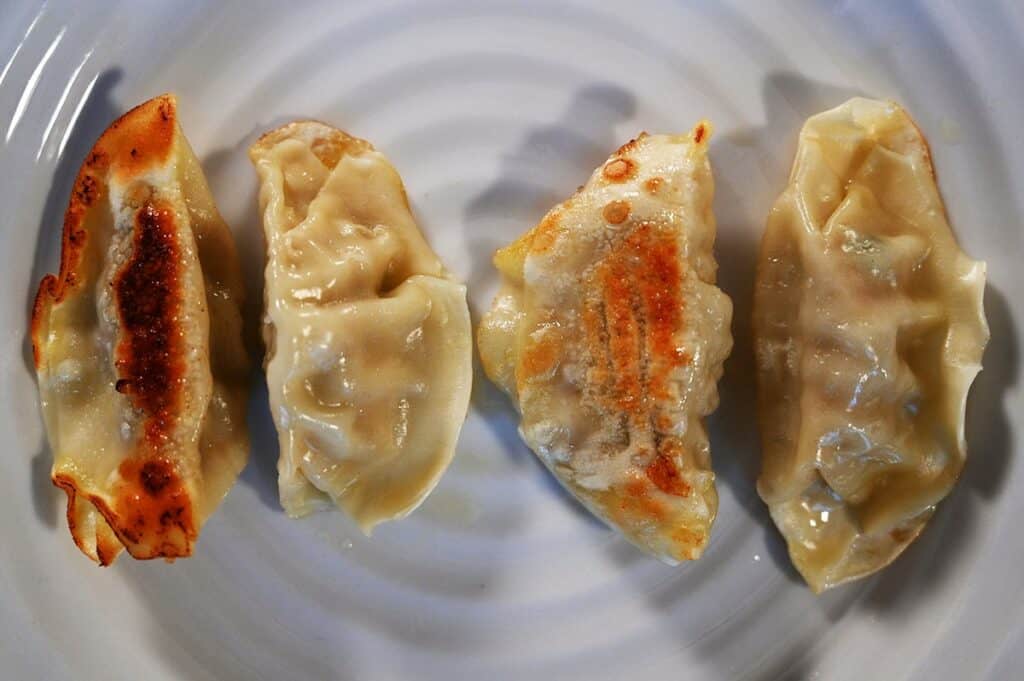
(2, 1, 1022, 679)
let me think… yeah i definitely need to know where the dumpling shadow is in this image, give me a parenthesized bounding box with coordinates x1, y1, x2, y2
(963, 285, 1018, 500)
(30, 447, 59, 528)
(200, 114, 308, 360)
(238, 375, 282, 512)
(199, 116, 309, 511)
(24, 67, 124, 528)
(461, 82, 636, 530)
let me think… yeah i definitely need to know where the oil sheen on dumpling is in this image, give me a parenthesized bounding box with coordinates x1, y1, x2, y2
(754, 98, 989, 592)
(478, 124, 733, 562)
(250, 122, 472, 532)
(31, 94, 250, 564)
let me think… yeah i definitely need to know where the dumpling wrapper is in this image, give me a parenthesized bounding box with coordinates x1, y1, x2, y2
(250, 122, 472, 532)
(753, 98, 989, 592)
(478, 124, 733, 562)
(31, 94, 250, 564)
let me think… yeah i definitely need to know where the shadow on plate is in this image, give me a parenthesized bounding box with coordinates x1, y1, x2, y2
(707, 70, 866, 593)
(199, 116, 304, 513)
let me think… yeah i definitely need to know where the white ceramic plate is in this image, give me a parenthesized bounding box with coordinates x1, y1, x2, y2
(3, 1, 1022, 679)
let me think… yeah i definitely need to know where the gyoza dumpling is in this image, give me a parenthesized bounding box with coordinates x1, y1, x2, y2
(250, 121, 472, 532)
(753, 98, 989, 592)
(478, 124, 733, 562)
(31, 94, 250, 564)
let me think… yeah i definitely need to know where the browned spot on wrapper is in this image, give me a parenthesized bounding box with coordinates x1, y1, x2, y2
(646, 454, 691, 497)
(644, 177, 663, 195)
(602, 200, 631, 225)
(602, 158, 636, 182)
(113, 200, 185, 445)
(111, 457, 196, 557)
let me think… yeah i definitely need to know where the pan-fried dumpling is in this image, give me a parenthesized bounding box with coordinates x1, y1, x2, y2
(31, 94, 250, 565)
(250, 121, 472, 532)
(753, 98, 989, 592)
(478, 124, 733, 562)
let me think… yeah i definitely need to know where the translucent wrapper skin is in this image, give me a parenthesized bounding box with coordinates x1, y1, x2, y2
(31, 95, 250, 564)
(479, 124, 733, 563)
(250, 121, 472, 533)
(754, 98, 989, 592)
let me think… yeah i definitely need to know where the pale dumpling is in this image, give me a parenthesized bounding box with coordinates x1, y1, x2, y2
(31, 94, 250, 564)
(250, 121, 472, 532)
(753, 98, 989, 592)
(478, 124, 733, 562)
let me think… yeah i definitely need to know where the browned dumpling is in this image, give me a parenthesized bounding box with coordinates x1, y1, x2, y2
(31, 95, 250, 564)
(479, 124, 733, 562)
(754, 98, 989, 592)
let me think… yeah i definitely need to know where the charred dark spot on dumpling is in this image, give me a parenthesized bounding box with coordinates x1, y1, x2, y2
(74, 175, 100, 206)
(693, 123, 707, 144)
(85, 150, 107, 169)
(113, 200, 185, 444)
(67, 228, 85, 246)
(140, 460, 173, 495)
(112, 457, 196, 558)
(602, 200, 631, 225)
(602, 158, 636, 182)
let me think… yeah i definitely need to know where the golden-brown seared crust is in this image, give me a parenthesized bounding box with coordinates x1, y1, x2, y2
(113, 200, 186, 445)
(514, 207, 697, 553)
(578, 223, 693, 501)
(107, 198, 197, 559)
(483, 124, 723, 561)
(33, 94, 198, 564)
(521, 125, 719, 558)
(31, 94, 178, 368)
(110, 458, 196, 559)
